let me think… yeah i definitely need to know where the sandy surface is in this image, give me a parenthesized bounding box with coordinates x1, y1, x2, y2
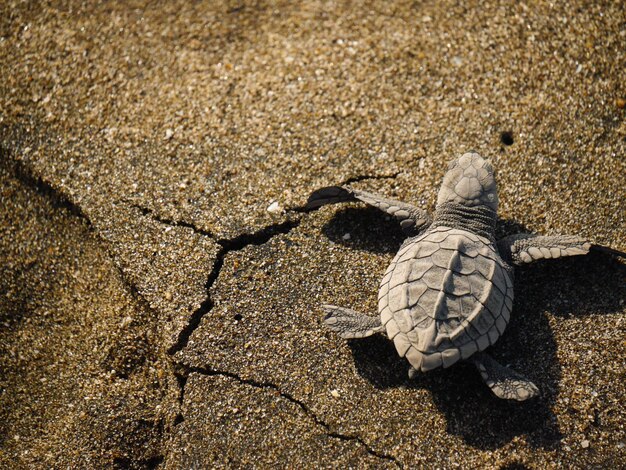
(1, 1, 625, 468)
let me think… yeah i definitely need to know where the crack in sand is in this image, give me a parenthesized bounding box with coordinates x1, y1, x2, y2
(166, 217, 301, 355)
(126, 202, 218, 239)
(180, 366, 402, 468)
(1, 148, 91, 225)
(129, 188, 403, 466)
(5, 152, 401, 466)
(123, 200, 302, 356)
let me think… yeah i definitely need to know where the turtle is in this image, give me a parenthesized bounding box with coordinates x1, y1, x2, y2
(306, 152, 625, 401)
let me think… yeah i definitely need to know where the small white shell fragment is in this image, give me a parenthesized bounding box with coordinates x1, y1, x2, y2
(342, 233, 351, 240)
(164, 128, 174, 140)
(581, 440, 590, 449)
(267, 201, 282, 214)
(330, 389, 341, 398)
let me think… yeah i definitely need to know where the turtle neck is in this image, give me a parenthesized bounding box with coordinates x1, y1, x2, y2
(431, 202, 497, 241)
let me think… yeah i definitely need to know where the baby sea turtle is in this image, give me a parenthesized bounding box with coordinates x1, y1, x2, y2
(306, 153, 625, 401)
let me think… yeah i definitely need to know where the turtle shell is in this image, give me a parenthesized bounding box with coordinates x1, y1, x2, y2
(378, 226, 513, 372)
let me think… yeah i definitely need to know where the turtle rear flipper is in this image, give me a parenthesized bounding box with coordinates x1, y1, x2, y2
(470, 352, 539, 401)
(322, 305, 384, 339)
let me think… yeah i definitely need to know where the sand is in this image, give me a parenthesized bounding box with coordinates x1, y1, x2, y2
(1, 1, 624, 468)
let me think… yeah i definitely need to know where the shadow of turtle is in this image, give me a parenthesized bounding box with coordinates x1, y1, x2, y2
(347, 304, 562, 451)
(325, 208, 626, 450)
(321, 206, 405, 254)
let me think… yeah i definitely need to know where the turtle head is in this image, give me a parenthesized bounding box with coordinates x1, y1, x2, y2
(437, 152, 498, 211)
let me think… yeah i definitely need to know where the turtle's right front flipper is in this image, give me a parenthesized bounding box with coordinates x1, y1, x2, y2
(497, 233, 626, 266)
(322, 305, 384, 339)
(306, 186, 431, 234)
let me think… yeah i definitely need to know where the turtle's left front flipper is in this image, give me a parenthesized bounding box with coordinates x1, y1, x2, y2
(306, 186, 431, 234)
(497, 233, 626, 266)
